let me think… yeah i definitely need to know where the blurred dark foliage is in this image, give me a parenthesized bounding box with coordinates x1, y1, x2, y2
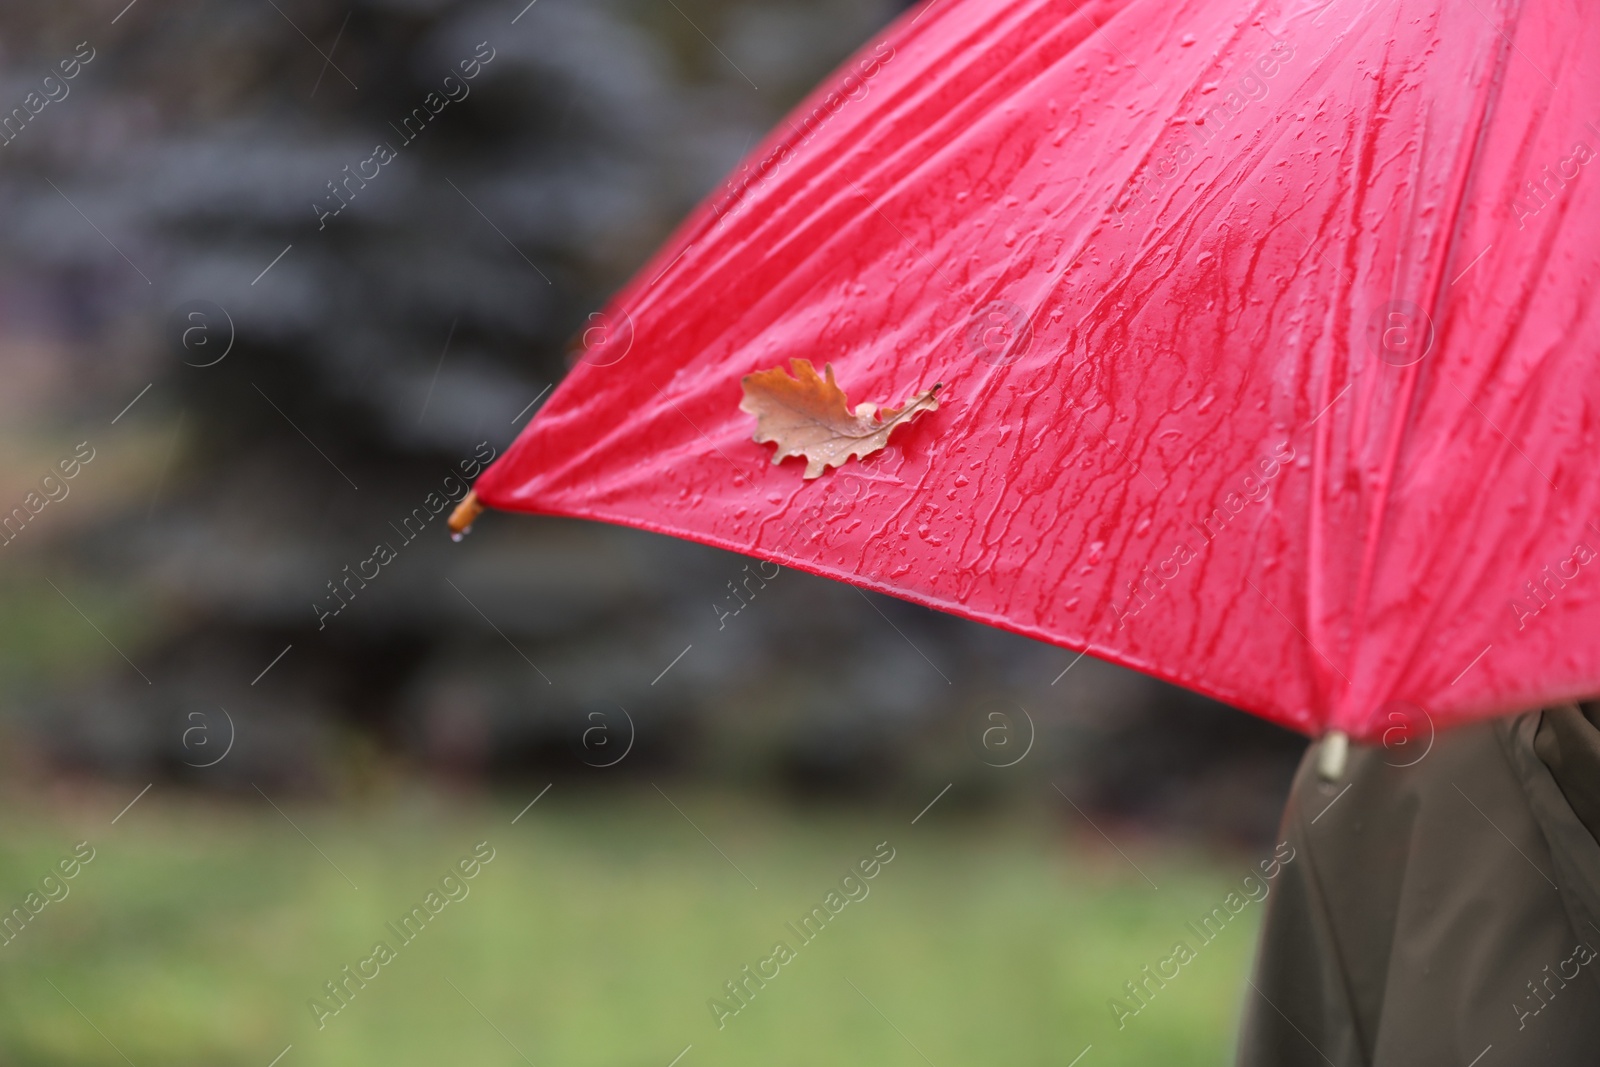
(0, 0, 1303, 845)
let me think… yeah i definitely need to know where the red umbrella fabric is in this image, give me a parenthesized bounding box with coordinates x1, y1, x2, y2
(472, 0, 1600, 742)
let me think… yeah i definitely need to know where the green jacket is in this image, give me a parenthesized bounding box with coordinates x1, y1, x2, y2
(1238, 705, 1600, 1065)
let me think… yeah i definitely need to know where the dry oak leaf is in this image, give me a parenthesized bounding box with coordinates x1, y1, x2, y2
(739, 359, 942, 480)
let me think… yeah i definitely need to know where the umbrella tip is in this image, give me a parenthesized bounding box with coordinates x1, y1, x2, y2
(1316, 730, 1349, 782)
(448, 491, 485, 541)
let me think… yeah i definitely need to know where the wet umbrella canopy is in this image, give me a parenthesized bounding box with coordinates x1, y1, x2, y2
(470, 0, 1600, 742)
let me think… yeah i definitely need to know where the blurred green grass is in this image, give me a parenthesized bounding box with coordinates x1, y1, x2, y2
(0, 787, 1261, 1066)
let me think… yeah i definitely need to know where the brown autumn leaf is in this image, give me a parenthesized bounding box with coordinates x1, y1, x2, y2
(739, 359, 942, 479)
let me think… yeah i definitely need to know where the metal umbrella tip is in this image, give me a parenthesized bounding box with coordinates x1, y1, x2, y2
(449, 491, 484, 540)
(1316, 730, 1350, 782)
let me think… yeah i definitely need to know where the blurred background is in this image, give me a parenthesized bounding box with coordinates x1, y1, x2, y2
(0, 0, 1306, 1063)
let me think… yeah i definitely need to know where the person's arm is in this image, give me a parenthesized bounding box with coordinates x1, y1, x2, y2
(1238, 741, 1370, 1067)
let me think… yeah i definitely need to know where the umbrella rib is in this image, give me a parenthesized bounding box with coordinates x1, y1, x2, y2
(1369, 5, 1535, 703)
(1309, 79, 1401, 699)
(1458, 0, 1557, 90)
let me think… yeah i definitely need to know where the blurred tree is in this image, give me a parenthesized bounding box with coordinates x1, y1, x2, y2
(0, 0, 1301, 842)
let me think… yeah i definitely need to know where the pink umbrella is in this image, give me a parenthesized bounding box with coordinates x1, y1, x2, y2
(458, 0, 1600, 748)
